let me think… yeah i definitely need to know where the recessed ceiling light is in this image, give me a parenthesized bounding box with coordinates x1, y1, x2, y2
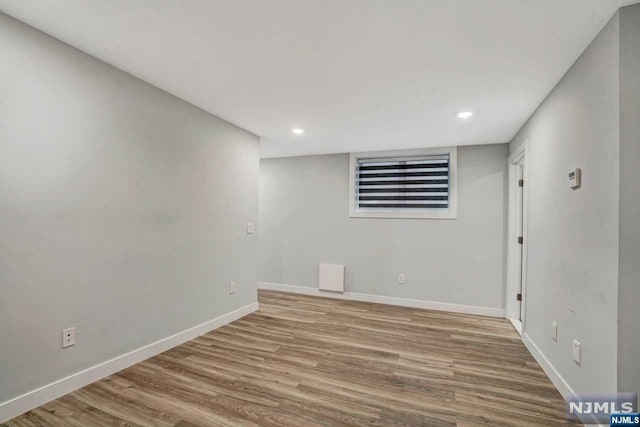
(457, 111, 473, 119)
(291, 128, 304, 135)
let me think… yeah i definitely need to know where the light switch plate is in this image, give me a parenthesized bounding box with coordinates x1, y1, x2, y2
(572, 339, 581, 364)
(247, 222, 255, 234)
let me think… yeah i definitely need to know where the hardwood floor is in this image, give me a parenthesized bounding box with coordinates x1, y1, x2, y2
(4, 290, 569, 426)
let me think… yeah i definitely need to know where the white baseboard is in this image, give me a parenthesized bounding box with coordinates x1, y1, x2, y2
(258, 282, 505, 318)
(508, 317, 523, 336)
(0, 302, 259, 424)
(521, 332, 575, 400)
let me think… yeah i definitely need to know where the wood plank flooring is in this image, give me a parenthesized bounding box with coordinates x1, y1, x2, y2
(4, 290, 570, 426)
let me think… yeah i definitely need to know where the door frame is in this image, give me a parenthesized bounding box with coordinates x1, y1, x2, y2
(506, 140, 529, 335)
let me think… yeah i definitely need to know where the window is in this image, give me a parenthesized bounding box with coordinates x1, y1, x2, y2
(349, 147, 457, 219)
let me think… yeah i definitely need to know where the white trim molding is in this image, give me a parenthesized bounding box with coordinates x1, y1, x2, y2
(506, 140, 529, 334)
(509, 318, 522, 335)
(0, 302, 259, 424)
(258, 282, 504, 318)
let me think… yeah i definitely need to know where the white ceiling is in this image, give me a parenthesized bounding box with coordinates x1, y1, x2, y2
(0, 1, 635, 158)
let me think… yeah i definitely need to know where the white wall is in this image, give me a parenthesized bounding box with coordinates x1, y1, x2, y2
(258, 144, 508, 312)
(618, 3, 640, 396)
(0, 12, 259, 407)
(509, 13, 620, 394)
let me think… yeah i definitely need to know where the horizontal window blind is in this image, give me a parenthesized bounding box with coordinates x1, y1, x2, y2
(356, 154, 449, 209)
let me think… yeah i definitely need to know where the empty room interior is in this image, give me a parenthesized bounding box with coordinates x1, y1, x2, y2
(1, 1, 639, 426)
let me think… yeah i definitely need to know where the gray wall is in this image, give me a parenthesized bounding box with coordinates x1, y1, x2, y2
(618, 3, 640, 396)
(259, 144, 508, 310)
(509, 13, 620, 394)
(0, 13, 259, 405)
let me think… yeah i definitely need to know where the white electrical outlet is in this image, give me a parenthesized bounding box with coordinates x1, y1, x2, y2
(62, 327, 75, 348)
(398, 273, 405, 284)
(229, 281, 236, 294)
(552, 321, 558, 341)
(247, 222, 255, 234)
(572, 340, 581, 364)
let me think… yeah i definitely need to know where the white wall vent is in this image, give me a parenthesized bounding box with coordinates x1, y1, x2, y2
(319, 263, 345, 292)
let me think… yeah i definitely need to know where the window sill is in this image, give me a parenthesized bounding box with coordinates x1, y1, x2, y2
(348, 208, 457, 220)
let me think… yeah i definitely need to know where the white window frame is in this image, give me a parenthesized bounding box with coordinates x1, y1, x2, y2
(349, 147, 458, 219)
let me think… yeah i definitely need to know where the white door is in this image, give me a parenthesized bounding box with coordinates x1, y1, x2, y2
(515, 162, 524, 321)
(506, 143, 527, 335)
